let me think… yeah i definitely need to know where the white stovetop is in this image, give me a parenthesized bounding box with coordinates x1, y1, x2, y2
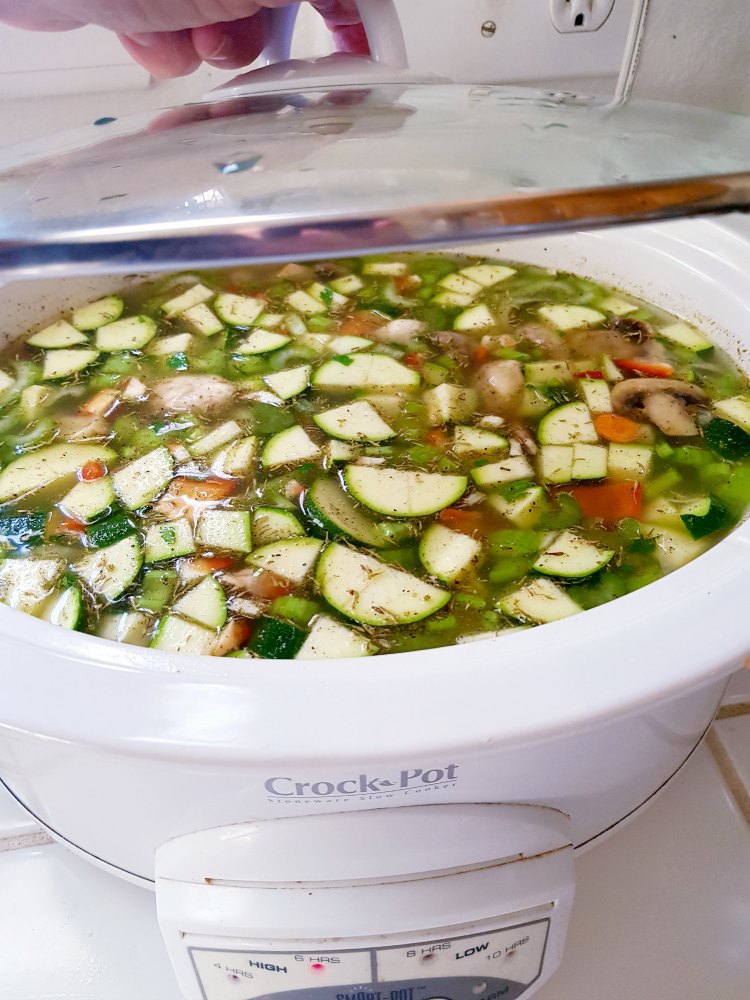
(2, 669, 750, 1000)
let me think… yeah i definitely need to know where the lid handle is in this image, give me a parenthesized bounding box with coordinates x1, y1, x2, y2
(260, 0, 408, 69)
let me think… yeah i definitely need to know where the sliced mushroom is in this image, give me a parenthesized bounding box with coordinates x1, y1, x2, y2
(517, 323, 570, 360)
(611, 378, 707, 436)
(567, 328, 666, 362)
(429, 329, 474, 363)
(474, 360, 525, 416)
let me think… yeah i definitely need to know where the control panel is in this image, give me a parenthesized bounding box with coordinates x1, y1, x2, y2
(189, 920, 550, 1000)
(156, 804, 574, 1000)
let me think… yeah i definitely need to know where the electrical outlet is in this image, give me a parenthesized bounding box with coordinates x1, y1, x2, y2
(550, 0, 616, 33)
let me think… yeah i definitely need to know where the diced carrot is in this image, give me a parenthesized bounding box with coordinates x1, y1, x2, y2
(58, 517, 87, 537)
(394, 275, 418, 295)
(473, 345, 491, 364)
(80, 389, 119, 417)
(404, 352, 424, 370)
(593, 413, 642, 443)
(438, 507, 487, 535)
(169, 477, 236, 502)
(338, 311, 383, 337)
(283, 480, 305, 500)
(567, 481, 642, 522)
(574, 370, 604, 379)
(79, 460, 107, 481)
(184, 555, 236, 575)
(425, 428, 449, 447)
(615, 358, 673, 378)
(238, 569, 297, 600)
(211, 617, 255, 657)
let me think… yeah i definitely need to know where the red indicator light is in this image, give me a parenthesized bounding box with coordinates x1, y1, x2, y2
(311, 964, 324, 972)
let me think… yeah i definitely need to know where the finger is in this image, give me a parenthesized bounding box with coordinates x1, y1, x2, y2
(310, 0, 363, 26)
(191, 12, 269, 69)
(329, 21, 369, 55)
(118, 30, 203, 79)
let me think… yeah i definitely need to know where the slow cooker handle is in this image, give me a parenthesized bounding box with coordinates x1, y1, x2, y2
(260, 0, 409, 69)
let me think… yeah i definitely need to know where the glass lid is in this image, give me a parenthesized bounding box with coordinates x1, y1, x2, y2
(1, 76, 749, 277)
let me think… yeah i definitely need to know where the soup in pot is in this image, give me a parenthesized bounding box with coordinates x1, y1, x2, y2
(0, 255, 749, 659)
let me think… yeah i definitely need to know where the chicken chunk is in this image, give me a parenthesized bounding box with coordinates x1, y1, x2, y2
(148, 376, 235, 415)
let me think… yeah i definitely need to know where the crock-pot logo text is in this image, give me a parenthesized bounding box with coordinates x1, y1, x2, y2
(265, 764, 460, 801)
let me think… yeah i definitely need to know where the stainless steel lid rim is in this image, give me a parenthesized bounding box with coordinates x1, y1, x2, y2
(4, 172, 750, 279)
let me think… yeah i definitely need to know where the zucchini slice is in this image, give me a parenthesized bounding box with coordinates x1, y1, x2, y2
(112, 446, 174, 510)
(607, 444, 653, 480)
(234, 330, 291, 355)
(151, 615, 217, 655)
(213, 292, 264, 327)
(453, 304, 494, 331)
(262, 426, 321, 469)
(149, 333, 194, 356)
(419, 524, 482, 584)
(487, 485, 546, 528)
(196, 510, 252, 553)
(61, 476, 116, 523)
(249, 537, 323, 583)
(252, 507, 305, 546)
(28, 320, 89, 349)
(471, 456, 536, 489)
(303, 477, 386, 547)
(658, 321, 713, 353)
(182, 303, 224, 336)
(250, 617, 306, 658)
(459, 263, 515, 287)
(0, 558, 65, 614)
(343, 465, 468, 518)
(498, 577, 582, 623)
(76, 535, 143, 602)
(313, 354, 420, 391)
(144, 518, 195, 562)
(640, 524, 708, 571)
(72, 295, 125, 331)
(538, 305, 605, 331)
(263, 366, 311, 400)
(327, 336, 373, 354)
(532, 530, 615, 579)
(0, 443, 116, 503)
(296, 615, 376, 659)
(313, 401, 395, 442)
(424, 384, 479, 426)
(538, 402, 598, 445)
(39, 584, 86, 631)
(97, 610, 151, 646)
(211, 436, 257, 478)
(713, 394, 750, 434)
(162, 283, 214, 317)
(173, 575, 227, 629)
(95, 316, 157, 352)
(453, 425, 508, 456)
(190, 420, 243, 458)
(42, 348, 100, 380)
(316, 543, 449, 626)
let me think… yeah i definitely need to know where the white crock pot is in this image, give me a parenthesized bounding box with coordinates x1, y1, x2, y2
(1, 217, 749, 999)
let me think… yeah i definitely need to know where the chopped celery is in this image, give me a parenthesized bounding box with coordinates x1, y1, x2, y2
(269, 595, 321, 627)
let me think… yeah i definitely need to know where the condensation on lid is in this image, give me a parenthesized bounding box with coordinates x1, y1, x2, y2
(0, 83, 749, 276)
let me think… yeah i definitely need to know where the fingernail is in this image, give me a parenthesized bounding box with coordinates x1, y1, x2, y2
(127, 32, 158, 47)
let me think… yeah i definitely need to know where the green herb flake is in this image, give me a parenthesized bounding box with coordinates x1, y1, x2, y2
(332, 354, 354, 367)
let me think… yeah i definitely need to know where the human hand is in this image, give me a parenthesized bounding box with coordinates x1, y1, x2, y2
(0, 0, 367, 78)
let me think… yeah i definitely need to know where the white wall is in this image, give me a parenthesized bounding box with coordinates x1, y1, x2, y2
(632, 0, 750, 112)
